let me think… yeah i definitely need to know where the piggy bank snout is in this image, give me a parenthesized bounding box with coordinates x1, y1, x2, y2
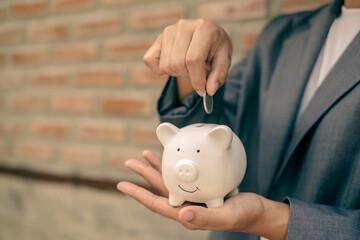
(174, 160, 198, 183)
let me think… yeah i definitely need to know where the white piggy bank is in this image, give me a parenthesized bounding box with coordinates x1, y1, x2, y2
(156, 122, 247, 208)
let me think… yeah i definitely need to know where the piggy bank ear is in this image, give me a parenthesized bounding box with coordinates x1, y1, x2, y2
(156, 123, 179, 146)
(207, 125, 233, 150)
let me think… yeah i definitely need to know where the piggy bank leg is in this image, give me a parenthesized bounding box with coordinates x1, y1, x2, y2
(206, 198, 224, 208)
(228, 188, 239, 197)
(169, 194, 185, 207)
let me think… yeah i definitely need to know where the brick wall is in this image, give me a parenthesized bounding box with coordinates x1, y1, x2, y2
(0, 0, 331, 182)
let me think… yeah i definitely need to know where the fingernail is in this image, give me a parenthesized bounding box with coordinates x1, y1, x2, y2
(181, 211, 194, 222)
(124, 159, 134, 168)
(196, 90, 205, 96)
(117, 182, 129, 191)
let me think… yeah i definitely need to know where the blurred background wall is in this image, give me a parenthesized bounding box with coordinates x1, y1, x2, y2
(0, 0, 331, 239)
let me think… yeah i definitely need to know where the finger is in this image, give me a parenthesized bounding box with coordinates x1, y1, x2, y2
(142, 149, 162, 173)
(186, 21, 215, 96)
(117, 182, 178, 220)
(159, 25, 177, 76)
(206, 44, 232, 96)
(125, 159, 169, 197)
(143, 34, 163, 74)
(169, 20, 193, 78)
(178, 205, 235, 231)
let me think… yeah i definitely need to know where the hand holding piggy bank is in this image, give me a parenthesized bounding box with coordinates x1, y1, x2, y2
(156, 123, 247, 208)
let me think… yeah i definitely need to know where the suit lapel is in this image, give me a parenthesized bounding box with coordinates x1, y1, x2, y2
(273, 32, 360, 185)
(258, 4, 339, 196)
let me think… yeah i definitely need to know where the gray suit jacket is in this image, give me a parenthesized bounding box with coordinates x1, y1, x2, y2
(157, 0, 360, 239)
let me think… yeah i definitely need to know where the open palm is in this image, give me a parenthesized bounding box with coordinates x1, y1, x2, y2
(117, 150, 286, 236)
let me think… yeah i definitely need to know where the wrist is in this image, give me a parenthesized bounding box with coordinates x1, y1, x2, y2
(259, 197, 290, 240)
(245, 196, 290, 240)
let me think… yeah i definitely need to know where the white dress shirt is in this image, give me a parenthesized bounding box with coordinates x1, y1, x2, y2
(297, 6, 360, 117)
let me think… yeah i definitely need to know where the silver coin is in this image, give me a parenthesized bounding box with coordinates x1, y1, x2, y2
(203, 90, 213, 114)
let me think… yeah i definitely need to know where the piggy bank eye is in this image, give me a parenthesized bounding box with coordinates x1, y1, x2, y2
(196, 149, 200, 153)
(177, 148, 180, 152)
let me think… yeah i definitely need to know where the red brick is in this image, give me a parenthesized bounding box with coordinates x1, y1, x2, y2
(15, 142, 52, 161)
(76, 120, 126, 142)
(0, 71, 23, 89)
(101, 95, 152, 116)
(0, 141, 10, 158)
(108, 147, 143, 169)
(130, 6, 185, 30)
(10, 95, 45, 112)
(11, 47, 48, 65)
(52, 0, 95, 13)
(30, 120, 69, 138)
(281, 0, 332, 13)
(58, 144, 102, 165)
(197, 0, 266, 22)
(76, 66, 123, 87)
(0, 24, 23, 44)
(53, 43, 97, 63)
(134, 125, 160, 146)
(102, 0, 151, 5)
(29, 68, 69, 86)
(104, 37, 153, 59)
(51, 94, 94, 113)
(131, 65, 167, 86)
(9, 1, 47, 18)
(74, 14, 121, 38)
(28, 21, 68, 42)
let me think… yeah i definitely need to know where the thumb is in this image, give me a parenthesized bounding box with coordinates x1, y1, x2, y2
(178, 205, 233, 231)
(206, 45, 232, 96)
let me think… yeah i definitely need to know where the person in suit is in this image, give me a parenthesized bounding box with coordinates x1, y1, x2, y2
(117, 0, 360, 239)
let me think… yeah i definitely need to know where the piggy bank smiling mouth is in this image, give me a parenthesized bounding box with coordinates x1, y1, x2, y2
(178, 185, 201, 193)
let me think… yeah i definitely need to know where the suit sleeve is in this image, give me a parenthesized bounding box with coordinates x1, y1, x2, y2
(285, 198, 360, 239)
